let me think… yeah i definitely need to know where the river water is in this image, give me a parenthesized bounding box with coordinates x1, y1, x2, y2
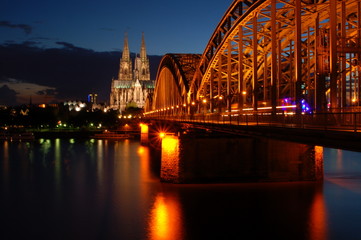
(1, 138, 361, 240)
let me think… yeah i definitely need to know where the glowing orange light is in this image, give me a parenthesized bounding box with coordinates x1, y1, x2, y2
(137, 146, 145, 155)
(160, 135, 180, 183)
(141, 124, 149, 134)
(148, 193, 183, 240)
(309, 190, 327, 240)
(183, 104, 186, 107)
(161, 136, 178, 153)
(159, 132, 166, 139)
(191, 102, 195, 105)
(141, 124, 149, 145)
(242, 91, 247, 95)
(202, 99, 207, 104)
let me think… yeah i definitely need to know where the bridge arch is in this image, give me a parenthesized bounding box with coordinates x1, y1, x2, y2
(146, 54, 200, 113)
(189, 0, 361, 114)
(147, 0, 361, 117)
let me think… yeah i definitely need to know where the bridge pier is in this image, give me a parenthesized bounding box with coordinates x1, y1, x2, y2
(159, 134, 323, 183)
(140, 123, 149, 145)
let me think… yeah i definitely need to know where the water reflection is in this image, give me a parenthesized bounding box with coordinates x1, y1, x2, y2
(1, 140, 361, 240)
(309, 187, 328, 240)
(39, 138, 52, 167)
(336, 149, 343, 172)
(2, 141, 9, 188)
(148, 192, 183, 240)
(54, 139, 61, 187)
(138, 145, 154, 182)
(97, 140, 104, 184)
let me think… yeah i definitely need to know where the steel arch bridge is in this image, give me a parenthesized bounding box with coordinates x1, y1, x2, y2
(145, 0, 361, 118)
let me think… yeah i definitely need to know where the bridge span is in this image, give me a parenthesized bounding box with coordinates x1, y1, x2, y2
(140, 0, 361, 183)
(144, 0, 361, 147)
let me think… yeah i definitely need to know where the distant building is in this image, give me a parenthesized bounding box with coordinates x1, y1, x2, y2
(88, 93, 98, 104)
(109, 33, 155, 112)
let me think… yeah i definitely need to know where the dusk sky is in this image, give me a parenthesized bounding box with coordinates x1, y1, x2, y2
(0, 0, 233, 105)
(1, 0, 233, 54)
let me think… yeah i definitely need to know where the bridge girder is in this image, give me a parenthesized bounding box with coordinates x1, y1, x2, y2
(147, 0, 361, 116)
(146, 54, 201, 113)
(189, 0, 361, 113)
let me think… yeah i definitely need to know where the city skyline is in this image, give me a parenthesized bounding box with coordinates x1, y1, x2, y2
(0, 0, 233, 106)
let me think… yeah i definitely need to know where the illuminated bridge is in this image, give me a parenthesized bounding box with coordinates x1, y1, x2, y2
(143, 0, 361, 153)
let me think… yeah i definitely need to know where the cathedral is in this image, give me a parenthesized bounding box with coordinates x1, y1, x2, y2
(109, 33, 154, 112)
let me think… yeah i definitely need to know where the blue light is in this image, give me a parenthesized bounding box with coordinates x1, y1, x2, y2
(300, 98, 312, 114)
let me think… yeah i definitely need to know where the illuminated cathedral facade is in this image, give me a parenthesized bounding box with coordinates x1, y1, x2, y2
(109, 33, 154, 111)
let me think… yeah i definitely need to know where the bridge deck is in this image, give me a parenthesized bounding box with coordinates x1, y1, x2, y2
(146, 112, 361, 152)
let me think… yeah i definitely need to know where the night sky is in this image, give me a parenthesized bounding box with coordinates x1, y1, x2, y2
(0, 0, 233, 105)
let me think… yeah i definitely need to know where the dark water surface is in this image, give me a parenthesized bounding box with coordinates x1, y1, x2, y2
(1, 139, 361, 240)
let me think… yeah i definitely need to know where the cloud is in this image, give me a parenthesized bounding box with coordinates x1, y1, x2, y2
(0, 78, 57, 105)
(55, 41, 92, 52)
(0, 84, 18, 106)
(36, 88, 57, 96)
(0, 21, 32, 35)
(29, 37, 59, 41)
(0, 42, 162, 104)
(56, 41, 77, 49)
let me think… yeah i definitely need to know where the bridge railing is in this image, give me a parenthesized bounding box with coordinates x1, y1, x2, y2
(146, 111, 361, 133)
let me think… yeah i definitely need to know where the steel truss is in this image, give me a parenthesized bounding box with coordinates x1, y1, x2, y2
(189, 0, 361, 114)
(150, 54, 201, 112)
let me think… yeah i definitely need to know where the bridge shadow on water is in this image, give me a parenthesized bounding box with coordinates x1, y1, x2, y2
(144, 122, 324, 184)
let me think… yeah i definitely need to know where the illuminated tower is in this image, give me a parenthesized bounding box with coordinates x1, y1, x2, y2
(118, 33, 133, 81)
(109, 33, 154, 112)
(134, 33, 150, 81)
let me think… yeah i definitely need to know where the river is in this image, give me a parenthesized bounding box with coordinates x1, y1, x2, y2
(1, 138, 361, 240)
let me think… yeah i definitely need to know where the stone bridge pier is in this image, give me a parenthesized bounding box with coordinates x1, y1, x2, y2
(140, 123, 323, 183)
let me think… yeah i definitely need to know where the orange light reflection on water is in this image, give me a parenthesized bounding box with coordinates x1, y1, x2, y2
(138, 145, 154, 182)
(309, 189, 328, 240)
(148, 193, 183, 240)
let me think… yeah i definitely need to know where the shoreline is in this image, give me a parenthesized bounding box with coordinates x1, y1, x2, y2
(1, 129, 140, 140)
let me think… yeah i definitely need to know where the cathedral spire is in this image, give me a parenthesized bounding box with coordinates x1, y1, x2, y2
(122, 32, 130, 60)
(118, 32, 133, 81)
(140, 32, 147, 60)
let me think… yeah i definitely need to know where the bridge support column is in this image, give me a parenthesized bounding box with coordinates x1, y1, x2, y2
(160, 135, 323, 183)
(160, 135, 182, 183)
(140, 123, 149, 145)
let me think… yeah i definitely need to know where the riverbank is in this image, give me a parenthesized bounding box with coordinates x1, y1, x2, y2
(1, 128, 140, 140)
(34, 130, 140, 139)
